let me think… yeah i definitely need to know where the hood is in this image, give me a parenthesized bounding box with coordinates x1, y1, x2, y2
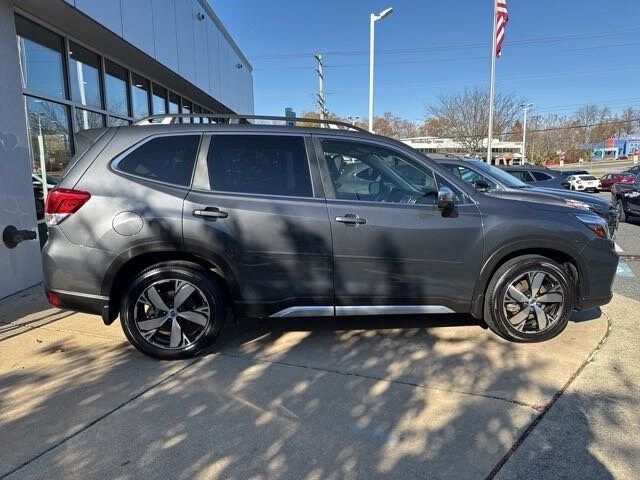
(530, 186, 611, 208)
(484, 188, 568, 206)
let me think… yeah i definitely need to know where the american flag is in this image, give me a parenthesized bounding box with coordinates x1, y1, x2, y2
(495, 0, 509, 57)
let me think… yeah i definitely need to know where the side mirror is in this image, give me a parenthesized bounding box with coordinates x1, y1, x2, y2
(472, 179, 490, 191)
(437, 186, 455, 216)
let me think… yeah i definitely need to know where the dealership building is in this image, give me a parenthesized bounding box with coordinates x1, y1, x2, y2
(401, 136, 524, 163)
(0, 0, 254, 299)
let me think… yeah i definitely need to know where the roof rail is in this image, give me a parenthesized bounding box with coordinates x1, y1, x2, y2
(134, 113, 369, 132)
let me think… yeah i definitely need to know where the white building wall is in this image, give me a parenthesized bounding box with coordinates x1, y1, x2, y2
(66, 0, 253, 113)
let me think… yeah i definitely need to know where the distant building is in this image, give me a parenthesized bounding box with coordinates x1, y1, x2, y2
(590, 134, 640, 159)
(401, 136, 523, 163)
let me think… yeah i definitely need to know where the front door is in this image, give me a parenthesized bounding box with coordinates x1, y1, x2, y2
(315, 136, 483, 314)
(628, 175, 640, 215)
(183, 133, 333, 317)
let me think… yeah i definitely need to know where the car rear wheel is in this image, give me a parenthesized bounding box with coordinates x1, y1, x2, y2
(617, 199, 627, 223)
(483, 255, 573, 342)
(120, 262, 225, 359)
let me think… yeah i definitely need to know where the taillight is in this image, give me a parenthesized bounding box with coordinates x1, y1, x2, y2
(44, 188, 91, 226)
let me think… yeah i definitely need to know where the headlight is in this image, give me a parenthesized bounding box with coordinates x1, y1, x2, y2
(575, 214, 609, 239)
(563, 198, 591, 210)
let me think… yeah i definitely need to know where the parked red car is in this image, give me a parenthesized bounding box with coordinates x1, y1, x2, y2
(599, 172, 636, 191)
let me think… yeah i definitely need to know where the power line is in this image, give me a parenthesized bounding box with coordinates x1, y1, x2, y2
(249, 26, 640, 60)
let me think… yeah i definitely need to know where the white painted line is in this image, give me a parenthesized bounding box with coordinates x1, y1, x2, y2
(615, 243, 624, 254)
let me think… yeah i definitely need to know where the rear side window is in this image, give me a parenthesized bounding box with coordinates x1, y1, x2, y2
(117, 135, 200, 186)
(207, 135, 312, 197)
(531, 171, 552, 181)
(507, 170, 532, 182)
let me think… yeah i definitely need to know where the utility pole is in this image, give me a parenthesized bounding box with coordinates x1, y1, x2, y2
(314, 53, 328, 121)
(520, 102, 534, 164)
(368, 7, 393, 133)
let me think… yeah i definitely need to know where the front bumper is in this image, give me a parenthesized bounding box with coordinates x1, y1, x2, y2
(576, 237, 618, 310)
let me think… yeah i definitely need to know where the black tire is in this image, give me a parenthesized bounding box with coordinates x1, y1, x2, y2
(120, 261, 226, 360)
(617, 199, 627, 223)
(483, 255, 574, 343)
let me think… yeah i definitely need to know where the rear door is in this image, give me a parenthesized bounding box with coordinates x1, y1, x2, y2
(314, 136, 484, 314)
(183, 133, 333, 316)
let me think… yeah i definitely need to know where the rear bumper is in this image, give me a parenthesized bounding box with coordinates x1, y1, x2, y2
(575, 237, 618, 311)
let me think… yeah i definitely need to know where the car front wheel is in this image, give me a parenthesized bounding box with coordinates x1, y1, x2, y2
(483, 255, 573, 342)
(120, 262, 226, 359)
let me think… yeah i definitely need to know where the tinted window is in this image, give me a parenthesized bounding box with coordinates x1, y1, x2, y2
(208, 135, 312, 197)
(531, 171, 552, 181)
(118, 135, 200, 186)
(445, 164, 497, 190)
(320, 139, 440, 204)
(507, 170, 533, 182)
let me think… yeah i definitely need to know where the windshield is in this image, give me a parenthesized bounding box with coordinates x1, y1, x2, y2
(463, 161, 529, 188)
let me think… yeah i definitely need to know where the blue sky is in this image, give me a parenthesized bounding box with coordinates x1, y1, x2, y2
(213, 0, 640, 122)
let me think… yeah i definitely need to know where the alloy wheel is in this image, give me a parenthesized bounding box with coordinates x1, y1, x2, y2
(502, 270, 565, 334)
(134, 279, 211, 349)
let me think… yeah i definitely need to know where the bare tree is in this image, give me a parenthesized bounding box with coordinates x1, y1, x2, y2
(425, 88, 522, 153)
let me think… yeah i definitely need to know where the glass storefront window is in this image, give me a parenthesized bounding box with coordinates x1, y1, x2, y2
(193, 105, 201, 124)
(168, 92, 180, 114)
(105, 60, 129, 117)
(25, 96, 72, 177)
(181, 100, 192, 123)
(152, 84, 167, 114)
(75, 108, 105, 132)
(68, 42, 102, 108)
(15, 16, 66, 99)
(107, 116, 131, 127)
(131, 73, 150, 119)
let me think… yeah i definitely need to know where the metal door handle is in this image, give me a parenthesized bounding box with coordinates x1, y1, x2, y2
(336, 214, 366, 225)
(193, 207, 228, 219)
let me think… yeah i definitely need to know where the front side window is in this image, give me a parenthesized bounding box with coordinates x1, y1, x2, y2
(68, 42, 102, 108)
(207, 135, 312, 197)
(16, 16, 66, 99)
(117, 135, 200, 186)
(445, 164, 498, 190)
(320, 139, 439, 204)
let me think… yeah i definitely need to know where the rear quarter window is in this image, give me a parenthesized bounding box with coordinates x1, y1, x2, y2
(531, 171, 553, 181)
(116, 134, 200, 186)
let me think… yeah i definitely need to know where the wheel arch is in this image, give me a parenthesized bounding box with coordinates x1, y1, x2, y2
(471, 243, 584, 318)
(101, 246, 241, 324)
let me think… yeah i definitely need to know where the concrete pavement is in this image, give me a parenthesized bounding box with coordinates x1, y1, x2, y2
(0, 286, 637, 479)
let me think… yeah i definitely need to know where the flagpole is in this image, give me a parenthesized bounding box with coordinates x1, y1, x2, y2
(486, 0, 498, 163)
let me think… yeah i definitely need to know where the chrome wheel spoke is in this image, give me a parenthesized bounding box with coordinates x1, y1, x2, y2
(533, 305, 549, 330)
(169, 319, 183, 348)
(530, 272, 546, 298)
(178, 308, 209, 326)
(508, 307, 530, 331)
(137, 315, 168, 332)
(174, 281, 196, 310)
(146, 286, 170, 312)
(507, 286, 528, 303)
(537, 292, 563, 304)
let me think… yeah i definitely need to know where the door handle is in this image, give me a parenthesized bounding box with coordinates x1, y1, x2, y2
(193, 207, 228, 219)
(335, 214, 366, 225)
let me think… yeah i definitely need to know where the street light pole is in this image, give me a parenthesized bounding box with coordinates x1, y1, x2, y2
(368, 7, 393, 133)
(520, 102, 534, 164)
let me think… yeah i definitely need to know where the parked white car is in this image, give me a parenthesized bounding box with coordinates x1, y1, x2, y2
(566, 174, 601, 192)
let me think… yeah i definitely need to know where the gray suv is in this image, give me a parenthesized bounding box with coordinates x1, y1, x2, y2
(42, 115, 618, 359)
